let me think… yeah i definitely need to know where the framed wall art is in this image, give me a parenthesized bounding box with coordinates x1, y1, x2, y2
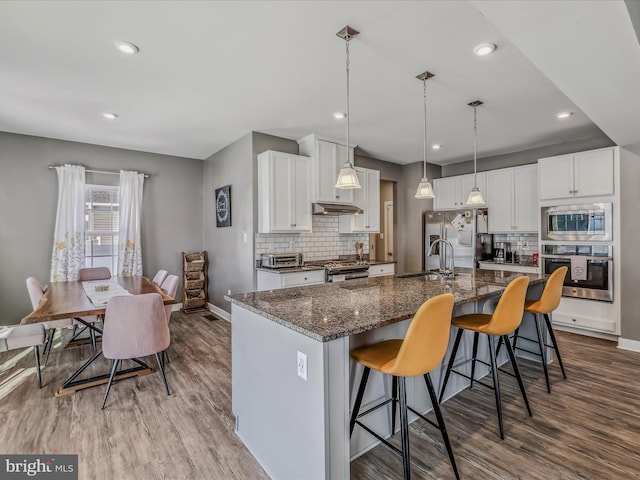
(215, 185, 231, 227)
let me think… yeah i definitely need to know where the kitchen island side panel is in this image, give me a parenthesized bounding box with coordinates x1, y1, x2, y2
(231, 304, 350, 479)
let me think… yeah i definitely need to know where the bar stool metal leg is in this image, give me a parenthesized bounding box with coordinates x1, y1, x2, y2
(503, 335, 532, 417)
(533, 313, 551, 393)
(545, 313, 567, 379)
(439, 328, 463, 403)
(391, 375, 398, 435)
(424, 373, 460, 480)
(469, 332, 479, 390)
(487, 335, 504, 439)
(350, 367, 370, 436)
(398, 376, 411, 480)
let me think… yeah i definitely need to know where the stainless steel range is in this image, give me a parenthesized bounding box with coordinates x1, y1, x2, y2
(323, 261, 370, 282)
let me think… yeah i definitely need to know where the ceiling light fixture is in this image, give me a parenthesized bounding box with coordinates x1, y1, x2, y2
(114, 40, 139, 55)
(334, 25, 361, 190)
(466, 100, 486, 206)
(432, 144, 442, 150)
(415, 70, 435, 200)
(556, 111, 573, 119)
(101, 112, 118, 120)
(474, 43, 497, 57)
(332, 112, 346, 119)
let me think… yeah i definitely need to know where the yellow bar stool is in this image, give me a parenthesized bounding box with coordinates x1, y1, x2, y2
(350, 293, 459, 480)
(513, 266, 568, 393)
(439, 276, 531, 440)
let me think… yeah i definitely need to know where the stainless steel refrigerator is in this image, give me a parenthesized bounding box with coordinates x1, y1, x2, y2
(424, 208, 492, 271)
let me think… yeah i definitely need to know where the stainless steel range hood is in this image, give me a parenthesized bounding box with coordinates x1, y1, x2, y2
(312, 202, 364, 215)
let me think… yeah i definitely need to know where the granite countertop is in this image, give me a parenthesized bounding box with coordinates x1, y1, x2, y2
(229, 268, 547, 342)
(478, 259, 538, 268)
(256, 259, 395, 274)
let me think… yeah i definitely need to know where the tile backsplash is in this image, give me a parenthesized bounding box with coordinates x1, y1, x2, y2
(493, 233, 539, 257)
(255, 216, 369, 262)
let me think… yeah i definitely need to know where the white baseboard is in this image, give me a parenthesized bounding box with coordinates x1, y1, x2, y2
(617, 337, 640, 353)
(208, 303, 231, 323)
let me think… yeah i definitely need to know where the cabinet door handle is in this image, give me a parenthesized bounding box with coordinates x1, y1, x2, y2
(335, 195, 340, 199)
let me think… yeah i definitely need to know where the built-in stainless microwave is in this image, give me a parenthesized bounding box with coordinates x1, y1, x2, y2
(541, 203, 612, 242)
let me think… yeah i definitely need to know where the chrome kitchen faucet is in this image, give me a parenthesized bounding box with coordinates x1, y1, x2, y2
(428, 238, 455, 278)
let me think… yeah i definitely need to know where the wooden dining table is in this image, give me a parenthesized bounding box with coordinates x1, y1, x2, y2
(21, 276, 176, 397)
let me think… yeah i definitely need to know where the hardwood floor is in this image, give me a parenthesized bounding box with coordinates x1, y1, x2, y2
(1, 313, 639, 479)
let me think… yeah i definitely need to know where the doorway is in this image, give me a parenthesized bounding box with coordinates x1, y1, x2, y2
(369, 180, 396, 262)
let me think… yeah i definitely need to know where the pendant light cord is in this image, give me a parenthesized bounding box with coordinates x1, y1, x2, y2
(423, 78, 427, 179)
(345, 38, 351, 167)
(473, 104, 478, 188)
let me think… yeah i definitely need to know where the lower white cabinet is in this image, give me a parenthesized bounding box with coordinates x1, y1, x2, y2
(257, 269, 325, 291)
(551, 297, 618, 335)
(368, 263, 395, 278)
(258, 151, 313, 233)
(339, 167, 380, 233)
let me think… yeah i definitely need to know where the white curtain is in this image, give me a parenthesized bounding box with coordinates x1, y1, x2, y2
(50, 164, 86, 281)
(118, 170, 145, 277)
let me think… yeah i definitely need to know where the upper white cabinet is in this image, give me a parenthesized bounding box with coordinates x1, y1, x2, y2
(433, 173, 487, 210)
(298, 134, 355, 204)
(339, 167, 380, 233)
(539, 147, 614, 200)
(487, 164, 538, 233)
(258, 150, 313, 233)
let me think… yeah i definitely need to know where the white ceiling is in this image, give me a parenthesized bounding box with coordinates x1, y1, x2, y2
(0, 1, 636, 166)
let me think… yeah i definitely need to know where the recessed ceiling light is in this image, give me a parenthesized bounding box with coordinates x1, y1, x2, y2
(431, 144, 442, 150)
(114, 40, 139, 55)
(102, 112, 118, 120)
(332, 112, 346, 119)
(556, 111, 573, 119)
(474, 43, 497, 57)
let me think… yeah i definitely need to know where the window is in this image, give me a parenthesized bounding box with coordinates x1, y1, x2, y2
(85, 184, 119, 274)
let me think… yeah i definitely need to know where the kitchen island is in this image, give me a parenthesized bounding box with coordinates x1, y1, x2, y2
(228, 269, 546, 479)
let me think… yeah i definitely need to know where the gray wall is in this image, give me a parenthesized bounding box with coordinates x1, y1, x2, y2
(355, 154, 440, 273)
(619, 148, 640, 342)
(442, 135, 615, 177)
(0, 132, 203, 325)
(203, 131, 298, 314)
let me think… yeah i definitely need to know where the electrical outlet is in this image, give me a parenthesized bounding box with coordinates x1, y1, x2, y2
(227, 289, 231, 296)
(297, 350, 307, 381)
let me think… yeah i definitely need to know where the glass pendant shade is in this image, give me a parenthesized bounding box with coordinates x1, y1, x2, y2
(466, 186, 486, 206)
(415, 178, 435, 199)
(335, 163, 361, 189)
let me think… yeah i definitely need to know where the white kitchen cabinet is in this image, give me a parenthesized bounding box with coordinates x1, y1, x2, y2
(339, 167, 380, 233)
(433, 173, 487, 210)
(487, 164, 538, 233)
(258, 151, 313, 233)
(368, 263, 395, 278)
(539, 147, 614, 200)
(298, 134, 354, 204)
(257, 269, 325, 291)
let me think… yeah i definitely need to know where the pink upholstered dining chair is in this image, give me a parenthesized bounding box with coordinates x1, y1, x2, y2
(0, 323, 46, 387)
(101, 293, 171, 409)
(74, 267, 111, 352)
(77, 267, 111, 282)
(160, 274, 179, 363)
(152, 270, 169, 287)
(26, 277, 73, 366)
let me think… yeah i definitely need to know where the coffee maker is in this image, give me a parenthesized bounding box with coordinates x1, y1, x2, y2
(494, 242, 507, 264)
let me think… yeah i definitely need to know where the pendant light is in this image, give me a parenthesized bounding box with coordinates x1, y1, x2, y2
(415, 70, 435, 199)
(466, 100, 486, 206)
(335, 26, 361, 190)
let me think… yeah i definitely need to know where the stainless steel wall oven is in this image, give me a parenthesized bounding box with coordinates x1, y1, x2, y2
(541, 244, 613, 302)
